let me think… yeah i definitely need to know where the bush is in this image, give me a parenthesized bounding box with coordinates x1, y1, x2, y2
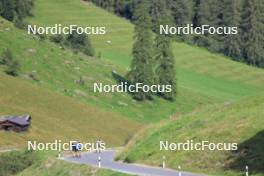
(66, 31, 86, 49)
(97, 51, 102, 59)
(36, 32, 47, 41)
(5, 59, 20, 76)
(0, 150, 38, 176)
(75, 76, 85, 86)
(83, 46, 95, 56)
(14, 16, 27, 29)
(28, 72, 39, 81)
(50, 34, 64, 44)
(48, 30, 95, 57)
(66, 29, 95, 56)
(1, 49, 20, 76)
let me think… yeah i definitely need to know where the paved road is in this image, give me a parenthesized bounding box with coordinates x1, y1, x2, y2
(62, 150, 205, 176)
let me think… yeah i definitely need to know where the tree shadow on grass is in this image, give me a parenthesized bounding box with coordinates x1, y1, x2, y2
(111, 70, 134, 96)
(111, 71, 174, 101)
(111, 71, 130, 85)
(227, 130, 264, 175)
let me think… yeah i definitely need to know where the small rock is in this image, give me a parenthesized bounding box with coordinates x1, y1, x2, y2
(117, 101, 128, 106)
(28, 48, 37, 53)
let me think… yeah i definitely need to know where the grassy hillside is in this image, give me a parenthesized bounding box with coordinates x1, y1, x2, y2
(27, 0, 264, 104)
(0, 70, 140, 147)
(117, 94, 264, 176)
(0, 17, 216, 123)
(29, 0, 264, 88)
(0, 0, 264, 175)
(0, 0, 263, 152)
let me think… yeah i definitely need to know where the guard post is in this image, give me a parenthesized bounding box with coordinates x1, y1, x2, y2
(246, 165, 249, 176)
(162, 155, 166, 168)
(98, 156, 101, 168)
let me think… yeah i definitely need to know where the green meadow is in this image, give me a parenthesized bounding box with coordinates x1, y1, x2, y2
(0, 68, 140, 147)
(0, 0, 263, 175)
(24, 0, 264, 124)
(118, 94, 264, 176)
(28, 0, 264, 101)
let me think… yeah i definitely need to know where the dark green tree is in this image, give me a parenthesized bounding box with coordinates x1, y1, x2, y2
(150, 0, 167, 32)
(222, 0, 242, 60)
(167, 0, 193, 26)
(196, 0, 224, 52)
(153, 0, 176, 100)
(0, 1, 3, 14)
(15, 0, 34, 20)
(166, 0, 193, 41)
(241, 0, 264, 66)
(0, 0, 15, 21)
(0, 0, 34, 22)
(113, 0, 125, 16)
(91, 0, 114, 11)
(127, 0, 154, 101)
(101, 0, 114, 11)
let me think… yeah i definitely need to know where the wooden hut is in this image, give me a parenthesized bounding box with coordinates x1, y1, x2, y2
(0, 115, 31, 132)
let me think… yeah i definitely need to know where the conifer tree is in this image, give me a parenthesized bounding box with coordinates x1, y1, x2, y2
(166, 0, 193, 41)
(15, 0, 34, 20)
(222, 0, 242, 60)
(153, 0, 176, 100)
(91, 0, 114, 11)
(102, 0, 114, 11)
(241, 0, 264, 66)
(167, 0, 193, 26)
(196, 0, 224, 52)
(149, 0, 167, 33)
(0, 0, 15, 21)
(113, 0, 125, 16)
(0, 1, 3, 14)
(127, 0, 154, 101)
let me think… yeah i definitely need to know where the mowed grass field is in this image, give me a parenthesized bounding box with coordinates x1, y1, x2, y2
(24, 1, 264, 175)
(0, 70, 140, 147)
(0, 0, 264, 175)
(28, 0, 264, 102)
(1, 0, 259, 125)
(0, 17, 214, 124)
(118, 94, 264, 176)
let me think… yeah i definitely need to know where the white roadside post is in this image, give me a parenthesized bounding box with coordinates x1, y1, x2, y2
(178, 166, 182, 176)
(58, 148, 61, 159)
(98, 156, 101, 168)
(58, 151, 61, 158)
(246, 165, 249, 176)
(162, 156, 166, 169)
